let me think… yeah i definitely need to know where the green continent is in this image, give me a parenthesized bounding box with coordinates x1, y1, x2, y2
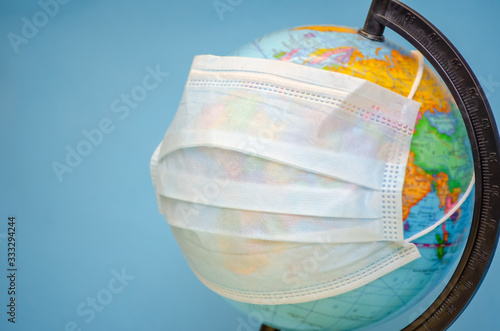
(411, 102, 473, 192)
(273, 51, 286, 58)
(436, 234, 446, 260)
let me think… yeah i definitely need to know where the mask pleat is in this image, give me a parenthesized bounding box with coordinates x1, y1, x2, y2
(150, 55, 422, 305)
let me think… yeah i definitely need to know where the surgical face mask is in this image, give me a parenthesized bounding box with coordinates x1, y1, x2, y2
(150, 54, 469, 305)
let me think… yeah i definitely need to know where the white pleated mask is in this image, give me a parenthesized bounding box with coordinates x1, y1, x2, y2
(150, 54, 425, 305)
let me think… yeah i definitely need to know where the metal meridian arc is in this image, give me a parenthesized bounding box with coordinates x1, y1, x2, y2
(360, 0, 500, 330)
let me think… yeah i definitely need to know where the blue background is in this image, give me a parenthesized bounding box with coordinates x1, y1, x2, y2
(1, 0, 499, 330)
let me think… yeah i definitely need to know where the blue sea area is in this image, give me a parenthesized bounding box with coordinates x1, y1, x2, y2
(404, 190, 442, 239)
(425, 109, 458, 136)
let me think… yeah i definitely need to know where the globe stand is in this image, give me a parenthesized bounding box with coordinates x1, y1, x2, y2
(359, 1, 500, 329)
(257, 0, 500, 330)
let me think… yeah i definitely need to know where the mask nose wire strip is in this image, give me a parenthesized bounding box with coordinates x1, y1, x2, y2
(407, 50, 424, 100)
(405, 172, 475, 243)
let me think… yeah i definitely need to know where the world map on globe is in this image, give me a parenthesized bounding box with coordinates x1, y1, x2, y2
(225, 25, 475, 330)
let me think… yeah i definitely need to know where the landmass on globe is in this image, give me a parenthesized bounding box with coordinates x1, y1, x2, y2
(225, 25, 474, 331)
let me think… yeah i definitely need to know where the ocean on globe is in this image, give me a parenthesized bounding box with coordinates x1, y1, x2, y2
(224, 26, 475, 331)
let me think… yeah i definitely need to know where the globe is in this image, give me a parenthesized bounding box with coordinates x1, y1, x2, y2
(225, 26, 475, 330)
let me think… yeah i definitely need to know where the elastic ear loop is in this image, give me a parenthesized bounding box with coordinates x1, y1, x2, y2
(408, 50, 424, 99)
(404, 50, 475, 243)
